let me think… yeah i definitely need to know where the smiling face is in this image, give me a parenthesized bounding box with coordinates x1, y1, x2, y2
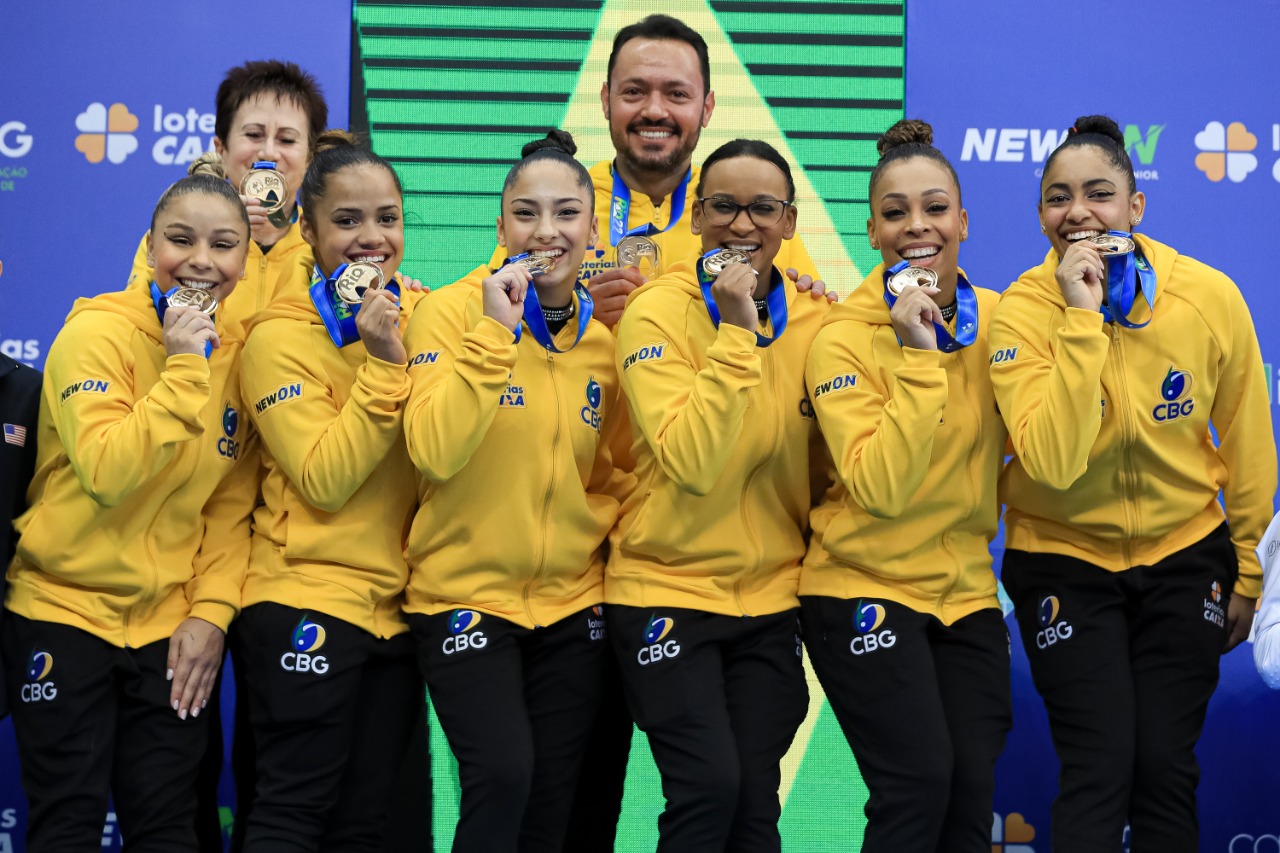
(299, 163, 404, 279)
(497, 159, 598, 297)
(146, 192, 249, 305)
(601, 38, 714, 180)
(1039, 145, 1145, 259)
(691, 155, 797, 280)
(213, 93, 311, 201)
(867, 156, 967, 289)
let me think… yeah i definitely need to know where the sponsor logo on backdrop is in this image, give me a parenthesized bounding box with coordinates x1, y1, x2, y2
(0, 339, 40, 364)
(1230, 834, 1280, 852)
(74, 101, 216, 167)
(0, 119, 33, 191)
(1195, 121, 1258, 183)
(75, 103, 138, 164)
(960, 124, 1161, 179)
(991, 811, 1037, 852)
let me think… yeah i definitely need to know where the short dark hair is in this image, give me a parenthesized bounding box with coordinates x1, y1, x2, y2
(300, 130, 403, 213)
(215, 60, 329, 146)
(502, 129, 593, 201)
(607, 15, 711, 94)
(697, 139, 796, 202)
(1041, 115, 1137, 194)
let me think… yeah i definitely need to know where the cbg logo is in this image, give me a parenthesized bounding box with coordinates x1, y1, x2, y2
(1195, 121, 1258, 183)
(1152, 366, 1195, 423)
(0, 120, 33, 158)
(850, 600, 896, 655)
(75, 102, 139, 164)
(1035, 596, 1073, 649)
(281, 616, 329, 674)
(22, 650, 57, 703)
(218, 404, 240, 460)
(581, 376, 602, 432)
(637, 615, 680, 665)
(443, 610, 487, 655)
(991, 811, 1037, 852)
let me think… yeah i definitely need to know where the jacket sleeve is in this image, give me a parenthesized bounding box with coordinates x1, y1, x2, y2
(807, 325, 948, 519)
(402, 290, 518, 483)
(1254, 512, 1280, 688)
(1208, 281, 1278, 598)
(988, 289, 1111, 490)
(46, 315, 210, 508)
(617, 299, 761, 496)
(241, 321, 410, 514)
(185, 425, 259, 630)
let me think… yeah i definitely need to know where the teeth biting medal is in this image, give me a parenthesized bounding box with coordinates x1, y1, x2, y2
(886, 265, 939, 296)
(167, 286, 218, 314)
(1088, 234, 1136, 255)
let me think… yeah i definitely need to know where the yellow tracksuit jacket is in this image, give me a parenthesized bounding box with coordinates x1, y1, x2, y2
(401, 266, 633, 628)
(8, 284, 256, 647)
(989, 233, 1277, 597)
(608, 258, 828, 616)
(802, 265, 1004, 623)
(239, 256, 423, 638)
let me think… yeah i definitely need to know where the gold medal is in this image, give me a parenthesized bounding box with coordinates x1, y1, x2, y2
(512, 255, 553, 275)
(616, 235, 660, 270)
(1088, 234, 1135, 255)
(702, 249, 751, 277)
(886, 265, 939, 296)
(240, 163, 288, 215)
(167, 287, 218, 315)
(334, 262, 386, 305)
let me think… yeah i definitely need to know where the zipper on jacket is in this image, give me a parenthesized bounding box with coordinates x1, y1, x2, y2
(936, 354, 976, 610)
(524, 350, 561, 627)
(1110, 323, 1136, 563)
(257, 250, 269, 312)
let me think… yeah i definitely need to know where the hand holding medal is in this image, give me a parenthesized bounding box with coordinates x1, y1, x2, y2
(354, 283, 406, 365)
(483, 262, 533, 333)
(703, 249, 759, 331)
(162, 304, 220, 357)
(885, 268, 944, 351)
(240, 160, 292, 231)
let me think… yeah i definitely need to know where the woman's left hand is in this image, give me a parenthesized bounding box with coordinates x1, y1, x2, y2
(167, 617, 225, 719)
(1224, 594, 1257, 653)
(401, 275, 429, 293)
(787, 268, 838, 303)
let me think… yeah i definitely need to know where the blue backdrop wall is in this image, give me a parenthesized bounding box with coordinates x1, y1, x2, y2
(1, 1, 1278, 851)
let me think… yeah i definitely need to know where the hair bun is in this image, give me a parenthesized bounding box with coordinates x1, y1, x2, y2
(522, 128, 577, 159)
(1069, 115, 1124, 147)
(876, 119, 934, 158)
(313, 128, 361, 155)
(187, 151, 227, 180)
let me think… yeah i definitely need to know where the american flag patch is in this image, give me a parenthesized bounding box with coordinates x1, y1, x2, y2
(4, 423, 27, 447)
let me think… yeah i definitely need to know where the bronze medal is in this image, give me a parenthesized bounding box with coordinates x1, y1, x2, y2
(702, 248, 751, 277)
(240, 165, 289, 215)
(512, 255, 554, 275)
(616, 235, 660, 270)
(167, 286, 218, 314)
(886, 265, 939, 296)
(334, 262, 386, 305)
(1088, 234, 1135, 255)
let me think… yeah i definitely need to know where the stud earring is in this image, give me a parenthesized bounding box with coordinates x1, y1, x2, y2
(1040, 224, 1046, 234)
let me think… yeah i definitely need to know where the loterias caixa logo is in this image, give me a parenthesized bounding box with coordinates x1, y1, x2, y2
(74, 100, 218, 166)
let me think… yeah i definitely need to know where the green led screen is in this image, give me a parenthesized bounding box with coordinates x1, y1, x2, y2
(351, 1, 904, 846)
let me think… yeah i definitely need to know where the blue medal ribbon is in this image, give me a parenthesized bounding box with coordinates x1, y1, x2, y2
(501, 254, 594, 352)
(308, 264, 401, 348)
(695, 250, 788, 348)
(1097, 230, 1156, 329)
(881, 261, 978, 353)
(609, 165, 691, 248)
(150, 282, 214, 358)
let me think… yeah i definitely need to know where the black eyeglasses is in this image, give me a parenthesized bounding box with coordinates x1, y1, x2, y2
(696, 197, 793, 227)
